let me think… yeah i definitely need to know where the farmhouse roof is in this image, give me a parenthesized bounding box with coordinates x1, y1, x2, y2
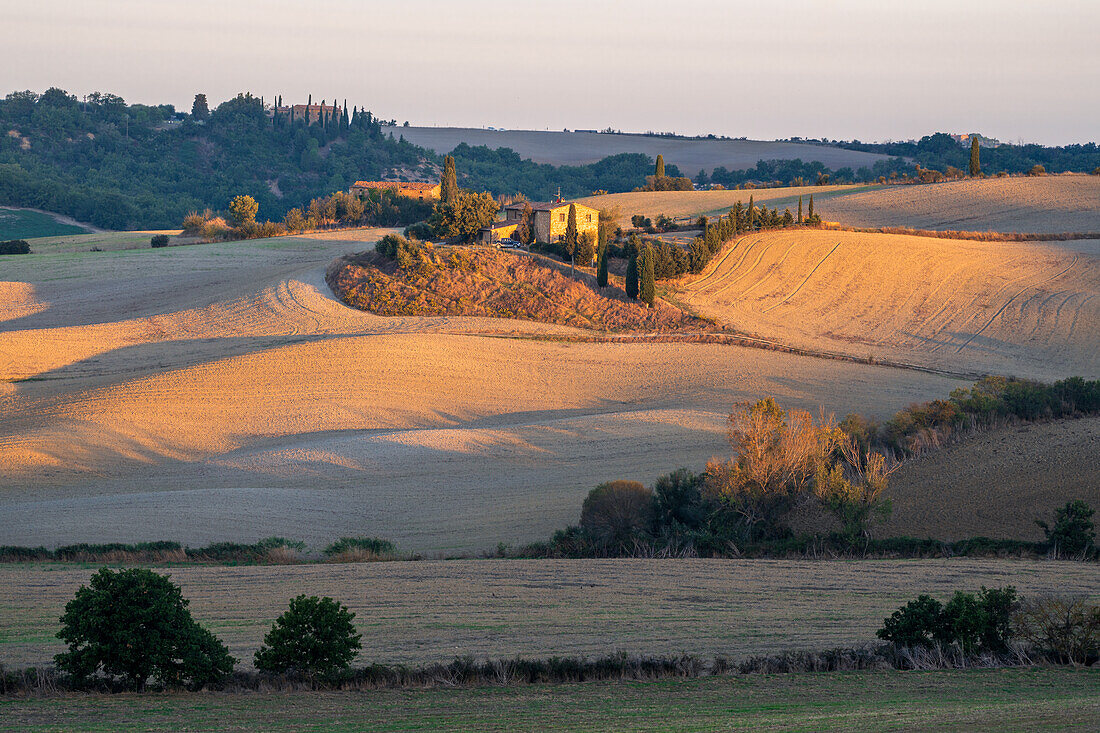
(351, 181, 439, 191)
(503, 201, 592, 212)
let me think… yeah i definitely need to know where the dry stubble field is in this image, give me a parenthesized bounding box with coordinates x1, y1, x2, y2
(0, 230, 966, 551)
(815, 174, 1100, 233)
(670, 228, 1100, 380)
(3, 558, 1096, 671)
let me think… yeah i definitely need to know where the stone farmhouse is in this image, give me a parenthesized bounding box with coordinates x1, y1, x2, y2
(481, 200, 599, 245)
(273, 103, 342, 126)
(349, 181, 441, 201)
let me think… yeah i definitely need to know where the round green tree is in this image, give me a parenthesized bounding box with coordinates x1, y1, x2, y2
(55, 567, 235, 690)
(254, 595, 362, 680)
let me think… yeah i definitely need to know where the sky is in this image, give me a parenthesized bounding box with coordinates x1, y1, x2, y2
(2, 0, 1098, 145)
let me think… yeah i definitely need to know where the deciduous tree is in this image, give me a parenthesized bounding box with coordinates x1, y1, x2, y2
(228, 195, 258, 226)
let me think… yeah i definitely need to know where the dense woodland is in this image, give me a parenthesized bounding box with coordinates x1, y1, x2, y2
(836, 133, 1100, 177)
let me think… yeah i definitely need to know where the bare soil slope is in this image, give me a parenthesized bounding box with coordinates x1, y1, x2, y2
(0, 231, 965, 550)
(672, 229, 1100, 380)
(817, 175, 1100, 233)
(384, 126, 890, 173)
(884, 416, 1100, 541)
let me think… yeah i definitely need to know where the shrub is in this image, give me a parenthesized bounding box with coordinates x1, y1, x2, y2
(0, 239, 30, 255)
(877, 587, 1017, 653)
(55, 567, 234, 689)
(942, 587, 1018, 653)
(877, 595, 946, 647)
(322, 536, 396, 561)
(1036, 500, 1095, 556)
(403, 221, 434, 241)
(1028, 164, 1047, 176)
(580, 480, 654, 549)
(254, 595, 362, 680)
(1013, 595, 1100, 664)
(150, 234, 169, 248)
(653, 469, 704, 530)
(181, 211, 206, 233)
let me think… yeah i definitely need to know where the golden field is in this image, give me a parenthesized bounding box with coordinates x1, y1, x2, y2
(2, 175, 1098, 551)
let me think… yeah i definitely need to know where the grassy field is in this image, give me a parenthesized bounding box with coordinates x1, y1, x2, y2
(2, 558, 1096, 670)
(3, 668, 1098, 732)
(0, 208, 89, 241)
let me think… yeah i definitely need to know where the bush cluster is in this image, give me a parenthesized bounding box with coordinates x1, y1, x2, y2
(877, 587, 1018, 653)
(879, 588, 1100, 664)
(149, 234, 169, 248)
(0, 238, 30, 254)
(852, 376, 1100, 457)
(529, 398, 899, 558)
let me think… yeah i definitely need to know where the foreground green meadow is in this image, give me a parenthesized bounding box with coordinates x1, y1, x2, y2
(3, 668, 1097, 732)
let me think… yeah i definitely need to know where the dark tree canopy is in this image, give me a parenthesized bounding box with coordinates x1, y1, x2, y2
(191, 93, 209, 120)
(55, 567, 234, 690)
(254, 595, 362, 680)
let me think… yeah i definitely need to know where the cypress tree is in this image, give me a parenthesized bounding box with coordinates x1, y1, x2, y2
(596, 242, 609, 287)
(655, 154, 665, 179)
(625, 250, 639, 299)
(639, 246, 656, 307)
(515, 202, 533, 244)
(440, 156, 458, 205)
(343, 99, 349, 130)
(564, 203, 579, 259)
(969, 137, 981, 177)
(748, 195, 755, 229)
(797, 195, 803, 224)
(808, 194, 814, 220)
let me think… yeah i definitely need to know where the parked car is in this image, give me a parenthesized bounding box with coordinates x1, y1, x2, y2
(498, 238, 524, 249)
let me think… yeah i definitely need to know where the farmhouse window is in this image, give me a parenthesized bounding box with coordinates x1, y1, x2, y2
(586, 214, 592, 222)
(559, 213, 566, 222)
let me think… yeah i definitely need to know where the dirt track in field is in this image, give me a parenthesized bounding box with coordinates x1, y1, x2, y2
(816, 175, 1100, 233)
(0, 230, 965, 550)
(671, 229, 1100, 380)
(2, 558, 1094, 670)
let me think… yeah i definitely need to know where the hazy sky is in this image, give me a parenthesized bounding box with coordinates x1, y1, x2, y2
(3, 0, 1097, 145)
